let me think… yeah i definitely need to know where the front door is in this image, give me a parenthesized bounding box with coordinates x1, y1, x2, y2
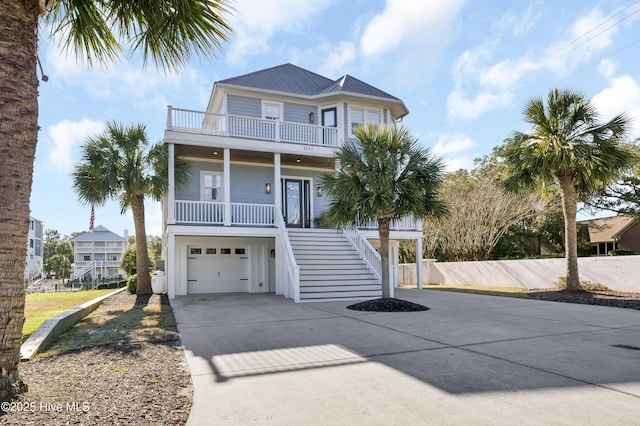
(283, 179, 311, 228)
(321, 107, 337, 145)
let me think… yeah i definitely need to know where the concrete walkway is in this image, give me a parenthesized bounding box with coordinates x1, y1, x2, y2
(171, 289, 640, 425)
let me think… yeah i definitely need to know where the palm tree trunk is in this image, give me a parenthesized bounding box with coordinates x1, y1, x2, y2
(0, 1, 39, 401)
(378, 217, 392, 298)
(131, 195, 152, 295)
(557, 175, 580, 290)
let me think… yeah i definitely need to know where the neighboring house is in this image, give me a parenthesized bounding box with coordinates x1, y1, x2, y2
(163, 63, 424, 302)
(579, 215, 640, 255)
(70, 225, 128, 280)
(24, 217, 44, 281)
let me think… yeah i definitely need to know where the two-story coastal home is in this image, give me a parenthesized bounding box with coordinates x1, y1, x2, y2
(70, 225, 128, 281)
(24, 217, 44, 282)
(163, 64, 424, 302)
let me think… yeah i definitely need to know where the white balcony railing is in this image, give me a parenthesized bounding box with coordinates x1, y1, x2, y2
(231, 203, 275, 226)
(168, 107, 338, 147)
(174, 200, 275, 226)
(357, 215, 420, 231)
(175, 200, 224, 224)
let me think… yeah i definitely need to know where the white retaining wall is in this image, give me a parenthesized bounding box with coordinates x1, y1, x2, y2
(398, 256, 640, 292)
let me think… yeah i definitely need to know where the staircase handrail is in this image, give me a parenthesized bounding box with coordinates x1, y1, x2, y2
(275, 213, 300, 302)
(343, 226, 382, 282)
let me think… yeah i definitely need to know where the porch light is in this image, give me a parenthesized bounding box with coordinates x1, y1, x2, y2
(265, 183, 271, 194)
(309, 112, 315, 123)
(316, 186, 322, 197)
(296, 158, 301, 163)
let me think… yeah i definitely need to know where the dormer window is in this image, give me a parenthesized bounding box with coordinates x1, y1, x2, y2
(263, 101, 282, 120)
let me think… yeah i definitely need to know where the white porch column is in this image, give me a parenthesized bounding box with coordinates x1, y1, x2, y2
(274, 153, 281, 215)
(416, 237, 423, 290)
(167, 143, 175, 224)
(223, 148, 231, 226)
(167, 233, 175, 299)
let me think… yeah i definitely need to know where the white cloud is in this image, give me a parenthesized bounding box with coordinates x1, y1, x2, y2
(480, 58, 540, 91)
(360, 0, 465, 57)
(47, 119, 104, 172)
(442, 156, 474, 172)
(598, 58, 617, 79)
(432, 132, 476, 156)
(545, 8, 618, 74)
(225, 0, 334, 65)
(43, 39, 198, 107)
(290, 41, 357, 78)
(446, 90, 512, 120)
(592, 74, 640, 139)
(492, 3, 542, 37)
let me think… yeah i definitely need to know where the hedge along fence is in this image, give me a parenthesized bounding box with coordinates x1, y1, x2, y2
(399, 255, 640, 293)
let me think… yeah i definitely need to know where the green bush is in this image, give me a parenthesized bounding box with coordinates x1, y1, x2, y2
(127, 274, 138, 294)
(608, 249, 635, 256)
(554, 275, 610, 291)
(96, 280, 127, 290)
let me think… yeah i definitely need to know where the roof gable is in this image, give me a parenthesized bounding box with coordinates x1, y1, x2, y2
(218, 64, 334, 96)
(579, 216, 637, 242)
(215, 64, 407, 117)
(71, 225, 126, 242)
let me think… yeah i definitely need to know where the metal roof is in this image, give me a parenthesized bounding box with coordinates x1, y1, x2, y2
(70, 225, 126, 242)
(217, 64, 406, 116)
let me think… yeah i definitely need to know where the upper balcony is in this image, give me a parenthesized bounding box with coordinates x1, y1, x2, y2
(167, 106, 340, 148)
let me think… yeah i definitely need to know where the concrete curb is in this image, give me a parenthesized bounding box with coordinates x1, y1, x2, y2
(20, 287, 127, 361)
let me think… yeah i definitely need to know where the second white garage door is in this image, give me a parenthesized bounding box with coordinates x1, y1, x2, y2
(187, 246, 249, 294)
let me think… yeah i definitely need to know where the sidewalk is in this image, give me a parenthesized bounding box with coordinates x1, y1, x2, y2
(171, 289, 640, 425)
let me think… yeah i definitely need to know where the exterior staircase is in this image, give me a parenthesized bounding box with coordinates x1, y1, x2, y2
(287, 228, 382, 301)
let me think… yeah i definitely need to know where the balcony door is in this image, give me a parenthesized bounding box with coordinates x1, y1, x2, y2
(321, 107, 337, 146)
(282, 178, 311, 228)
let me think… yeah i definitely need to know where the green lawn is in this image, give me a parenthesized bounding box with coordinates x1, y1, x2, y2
(23, 289, 115, 342)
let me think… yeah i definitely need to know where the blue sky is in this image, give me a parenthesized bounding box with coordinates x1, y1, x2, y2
(33, 0, 640, 238)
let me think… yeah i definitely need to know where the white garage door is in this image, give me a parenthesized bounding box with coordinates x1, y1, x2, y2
(187, 246, 249, 294)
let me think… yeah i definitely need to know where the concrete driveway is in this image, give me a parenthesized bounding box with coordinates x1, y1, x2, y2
(170, 289, 640, 425)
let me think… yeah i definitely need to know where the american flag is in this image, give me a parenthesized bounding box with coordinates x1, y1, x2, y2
(89, 206, 95, 233)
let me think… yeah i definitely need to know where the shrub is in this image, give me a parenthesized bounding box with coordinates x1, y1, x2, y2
(96, 280, 127, 290)
(554, 275, 610, 291)
(608, 249, 635, 256)
(127, 274, 138, 294)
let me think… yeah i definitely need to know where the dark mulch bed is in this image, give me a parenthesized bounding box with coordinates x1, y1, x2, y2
(347, 297, 430, 312)
(1, 292, 192, 425)
(526, 289, 640, 310)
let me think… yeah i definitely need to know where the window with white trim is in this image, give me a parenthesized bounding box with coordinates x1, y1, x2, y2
(349, 107, 383, 135)
(263, 101, 282, 120)
(201, 171, 223, 201)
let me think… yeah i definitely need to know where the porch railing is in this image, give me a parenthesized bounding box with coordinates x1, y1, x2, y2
(343, 227, 382, 282)
(231, 203, 275, 226)
(175, 200, 224, 224)
(168, 106, 338, 147)
(276, 213, 300, 302)
(174, 200, 275, 226)
(357, 215, 420, 231)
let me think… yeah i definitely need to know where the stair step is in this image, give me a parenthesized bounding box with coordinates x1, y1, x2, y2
(300, 285, 381, 293)
(301, 271, 377, 278)
(300, 278, 380, 286)
(300, 291, 382, 300)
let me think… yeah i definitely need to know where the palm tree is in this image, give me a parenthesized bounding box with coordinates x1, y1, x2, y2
(73, 122, 189, 295)
(0, 1, 230, 400)
(320, 125, 446, 298)
(501, 88, 633, 290)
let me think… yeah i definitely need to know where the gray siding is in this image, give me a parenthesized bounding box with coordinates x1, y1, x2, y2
(284, 102, 316, 124)
(176, 160, 224, 201)
(230, 165, 275, 204)
(227, 94, 261, 118)
(177, 161, 329, 219)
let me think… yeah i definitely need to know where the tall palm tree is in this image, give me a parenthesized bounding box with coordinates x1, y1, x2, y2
(320, 125, 446, 298)
(501, 88, 633, 290)
(73, 122, 189, 295)
(0, 1, 230, 400)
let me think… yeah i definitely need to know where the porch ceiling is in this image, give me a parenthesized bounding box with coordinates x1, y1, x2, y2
(175, 145, 334, 169)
